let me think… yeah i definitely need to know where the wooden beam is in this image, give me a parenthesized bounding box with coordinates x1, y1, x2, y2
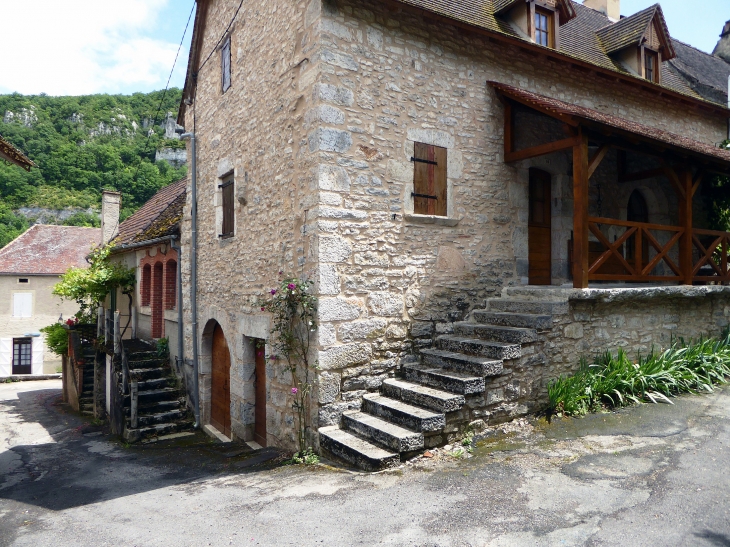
(691, 172, 704, 198)
(679, 169, 693, 285)
(662, 166, 686, 200)
(618, 167, 665, 183)
(504, 102, 513, 158)
(573, 130, 589, 289)
(587, 144, 609, 180)
(505, 136, 578, 163)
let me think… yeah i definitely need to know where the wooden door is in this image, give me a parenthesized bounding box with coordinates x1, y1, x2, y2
(528, 169, 552, 285)
(12, 338, 32, 375)
(254, 342, 267, 447)
(211, 324, 231, 437)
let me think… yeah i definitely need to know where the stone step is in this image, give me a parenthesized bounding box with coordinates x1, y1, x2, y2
(381, 378, 465, 413)
(436, 335, 521, 360)
(129, 367, 167, 381)
(342, 411, 424, 452)
(123, 421, 193, 443)
(473, 310, 553, 329)
(453, 322, 538, 344)
(319, 426, 400, 472)
(419, 348, 503, 377)
(403, 363, 485, 395)
(135, 377, 176, 391)
(125, 399, 184, 415)
(128, 357, 168, 369)
(128, 409, 187, 427)
(362, 394, 445, 432)
(124, 387, 182, 406)
(486, 298, 568, 316)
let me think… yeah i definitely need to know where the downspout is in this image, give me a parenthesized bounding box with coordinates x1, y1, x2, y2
(170, 237, 184, 379)
(180, 131, 200, 429)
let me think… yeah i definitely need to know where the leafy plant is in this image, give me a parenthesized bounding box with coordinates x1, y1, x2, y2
(289, 447, 320, 466)
(259, 274, 317, 453)
(53, 243, 135, 323)
(40, 323, 69, 357)
(548, 329, 730, 417)
(156, 337, 169, 357)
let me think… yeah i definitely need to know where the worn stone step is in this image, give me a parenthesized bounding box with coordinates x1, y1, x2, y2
(319, 426, 400, 472)
(128, 409, 187, 427)
(486, 298, 568, 316)
(453, 322, 538, 344)
(135, 377, 176, 391)
(125, 399, 184, 415)
(123, 421, 193, 443)
(419, 348, 503, 377)
(403, 363, 485, 395)
(342, 411, 424, 452)
(129, 367, 167, 381)
(381, 378, 465, 413)
(124, 387, 182, 406)
(473, 310, 553, 329)
(128, 357, 168, 369)
(362, 394, 445, 432)
(436, 335, 521, 360)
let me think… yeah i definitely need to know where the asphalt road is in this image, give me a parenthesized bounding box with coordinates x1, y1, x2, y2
(1, 379, 729, 547)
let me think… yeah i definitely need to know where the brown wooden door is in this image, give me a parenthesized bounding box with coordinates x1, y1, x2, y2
(211, 324, 231, 437)
(529, 169, 552, 285)
(254, 342, 267, 447)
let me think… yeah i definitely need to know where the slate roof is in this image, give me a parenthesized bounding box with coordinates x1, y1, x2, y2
(0, 135, 34, 171)
(391, 0, 715, 106)
(113, 178, 186, 248)
(0, 225, 101, 275)
(668, 39, 730, 106)
(491, 81, 730, 169)
(595, 4, 673, 58)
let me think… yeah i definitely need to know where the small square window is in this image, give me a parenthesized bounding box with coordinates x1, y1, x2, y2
(221, 36, 231, 93)
(412, 143, 447, 217)
(18, 278, 28, 283)
(219, 175, 235, 238)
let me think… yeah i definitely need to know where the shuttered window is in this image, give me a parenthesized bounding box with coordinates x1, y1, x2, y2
(12, 293, 32, 318)
(220, 176, 234, 237)
(221, 37, 231, 93)
(412, 142, 447, 216)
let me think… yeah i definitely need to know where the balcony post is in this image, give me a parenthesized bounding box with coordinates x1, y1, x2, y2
(678, 169, 693, 285)
(572, 129, 589, 288)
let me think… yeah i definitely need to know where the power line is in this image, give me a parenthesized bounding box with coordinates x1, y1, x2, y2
(197, 0, 245, 74)
(130, 1, 195, 188)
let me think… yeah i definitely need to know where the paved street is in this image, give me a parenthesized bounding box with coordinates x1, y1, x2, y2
(1, 379, 729, 547)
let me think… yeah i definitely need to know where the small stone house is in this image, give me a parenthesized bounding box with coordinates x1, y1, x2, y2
(176, 0, 730, 468)
(0, 225, 101, 377)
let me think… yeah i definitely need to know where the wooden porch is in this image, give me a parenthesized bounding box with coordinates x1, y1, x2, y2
(493, 82, 730, 288)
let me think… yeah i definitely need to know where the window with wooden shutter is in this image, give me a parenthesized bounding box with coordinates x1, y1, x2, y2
(221, 36, 231, 93)
(412, 142, 447, 216)
(220, 176, 234, 237)
(12, 293, 32, 318)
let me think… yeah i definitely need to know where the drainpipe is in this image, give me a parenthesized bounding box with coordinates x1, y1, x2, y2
(170, 237, 184, 379)
(180, 131, 200, 429)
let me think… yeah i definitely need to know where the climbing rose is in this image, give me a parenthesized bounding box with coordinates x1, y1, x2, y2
(270, 289, 277, 295)
(261, 307, 265, 311)
(288, 283, 296, 290)
(291, 387, 298, 394)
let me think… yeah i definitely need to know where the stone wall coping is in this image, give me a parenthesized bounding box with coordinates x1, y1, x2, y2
(404, 214, 460, 227)
(504, 285, 730, 304)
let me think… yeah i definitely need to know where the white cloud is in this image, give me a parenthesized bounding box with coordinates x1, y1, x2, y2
(0, 0, 187, 95)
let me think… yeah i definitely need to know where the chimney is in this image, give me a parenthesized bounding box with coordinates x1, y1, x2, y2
(583, 0, 620, 22)
(713, 20, 730, 63)
(101, 191, 121, 245)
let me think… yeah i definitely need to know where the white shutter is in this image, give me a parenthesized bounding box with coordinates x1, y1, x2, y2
(32, 337, 44, 375)
(0, 338, 11, 377)
(13, 293, 33, 318)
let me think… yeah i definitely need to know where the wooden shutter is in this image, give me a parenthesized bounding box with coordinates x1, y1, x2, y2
(220, 178, 234, 237)
(221, 37, 231, 92)
(13, 293, 32, 318)
(413, 143, 447, 216)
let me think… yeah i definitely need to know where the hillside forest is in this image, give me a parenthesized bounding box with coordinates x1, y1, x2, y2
(0, 89, 187, 248)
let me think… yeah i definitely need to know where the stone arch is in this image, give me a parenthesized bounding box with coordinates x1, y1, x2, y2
(201, 318, 232, 437)
(165, 259, 177, 309)
(151, 262, 164, 338)
(141, 263, 151, 306)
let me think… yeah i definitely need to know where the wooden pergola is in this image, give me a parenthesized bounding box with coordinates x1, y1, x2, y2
(492, 81, 730, 289)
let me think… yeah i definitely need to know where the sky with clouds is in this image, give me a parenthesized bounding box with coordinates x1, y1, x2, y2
(0, 0, 726, 97)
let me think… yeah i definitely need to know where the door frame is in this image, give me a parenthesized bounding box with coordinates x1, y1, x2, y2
(210, 323, 231, 437)
(528, 167, 553, 285)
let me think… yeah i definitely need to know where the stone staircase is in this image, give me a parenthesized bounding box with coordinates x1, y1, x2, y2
(78, 346, 96, 416)
(320, 293, 567, 471)
(120, 340, 193, 443)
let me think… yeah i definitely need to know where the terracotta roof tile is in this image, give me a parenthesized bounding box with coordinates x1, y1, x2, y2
(114, 178, 187, 247)
(0, 225, 101, 275)
(490, 81, 730, 168)
(0, 134, 34, 171)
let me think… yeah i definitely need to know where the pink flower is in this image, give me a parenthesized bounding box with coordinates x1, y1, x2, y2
(291, 387, 298, 394)
(270, 354, 277, 360)
(270, 289, 277, 295)
(261, 307, 265, 311)
(288, 283, 296, 290)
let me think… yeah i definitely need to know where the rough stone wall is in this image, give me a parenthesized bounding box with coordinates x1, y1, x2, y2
(310, 0, 726, 429)
(180, 0, 321, 449)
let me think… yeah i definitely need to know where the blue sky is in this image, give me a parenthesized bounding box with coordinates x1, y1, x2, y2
(0, 0, 726, 96)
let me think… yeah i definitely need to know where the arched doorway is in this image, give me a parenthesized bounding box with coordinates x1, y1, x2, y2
(211, 324, 231, 437)
(626, 190, 649, 269)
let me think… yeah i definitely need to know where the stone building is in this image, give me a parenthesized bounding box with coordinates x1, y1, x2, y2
(177, 0, 730, 468)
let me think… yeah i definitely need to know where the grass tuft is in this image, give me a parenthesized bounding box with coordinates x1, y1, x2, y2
(548, 328, 730, 417)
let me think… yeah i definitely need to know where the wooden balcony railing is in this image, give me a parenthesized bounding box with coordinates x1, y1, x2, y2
(693, 229, 730, 283)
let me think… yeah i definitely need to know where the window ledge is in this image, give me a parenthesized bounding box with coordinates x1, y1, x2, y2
(404, 214, 460, 227)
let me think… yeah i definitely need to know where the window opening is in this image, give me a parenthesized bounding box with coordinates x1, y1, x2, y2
(18, 278, 28, 283)
(411, 143, 447, 216)
(12, 293, 32, 318)
(644, 50, 658, 82)
(221, 36, 231, 93)
(165, 260, 177, 309)
(141, 264, 151, 306)
(12, 338, 32, 375)
(535, 9, 550, 47)
(219, 176, 235, 237)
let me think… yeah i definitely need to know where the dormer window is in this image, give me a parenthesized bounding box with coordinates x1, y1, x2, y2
(644, 49, 658, 82)
(534, 8, 552, 47)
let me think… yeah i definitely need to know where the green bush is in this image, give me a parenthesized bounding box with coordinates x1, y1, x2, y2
(548, 330, 730, 416)
(40, 323, 68, 357)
